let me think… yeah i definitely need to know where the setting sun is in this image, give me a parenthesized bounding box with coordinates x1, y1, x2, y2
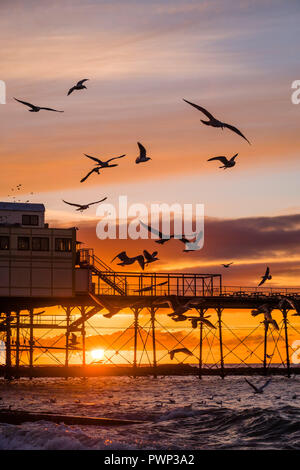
(90, 349, 105, 361)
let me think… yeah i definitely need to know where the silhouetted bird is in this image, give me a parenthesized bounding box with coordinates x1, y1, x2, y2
(278, 297, 300, 316)
(183, 99, 251, 144)
(169, 348, 193, 360)
(222, 262, 234, 268)
(136, 142, 151, 163)
(188, 315, 216, 329)
(251, 304, 279, 330)
(258, 266, 272, 286)
(68, 79, 89, 95)
(80, 167, 101, 183)
(143, 250, 159, 265)
(84, 153, 126, 168)
(14, 98, 63, 113)
(111, 251, 145, 270)
(69, 333, 80, 347)
(62, 198, 107, 212)
(208, 154, 238, 169)
(140, 220, 174, 244)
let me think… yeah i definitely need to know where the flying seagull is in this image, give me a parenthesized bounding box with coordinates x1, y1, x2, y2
(244, 378, 271, 394)
(278, 297, 300, 316)
(169, 348, 193, 360)
(258, 266, 272, 286)
(222, 262, 234, 268)
(188, 315, 216, 330)
(68, 79, 89, 96)
(84, 153, 126, 168)
(111, 251, 145, 270)
(140, 220, 174, 244)
(133, 281, 168, 293)
(69, 333, 80, 347)
(143, 250, 159, 265)
(251, 304, 279, 331)
(183, 99, 251, 144)
(182, 231, 203, 252)
(208, 154, 238, 169)
(14, 98, 63, 113)
(136, 142, 151, 164)
(62, 198, 107, 212)
(80, 167, 101, 183)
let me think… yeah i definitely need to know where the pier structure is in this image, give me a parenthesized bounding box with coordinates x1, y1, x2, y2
(0, 202, 300, 379)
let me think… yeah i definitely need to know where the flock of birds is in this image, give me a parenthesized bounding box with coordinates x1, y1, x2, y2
(13, 77, 298, 359)
(13, 79, 256, 276)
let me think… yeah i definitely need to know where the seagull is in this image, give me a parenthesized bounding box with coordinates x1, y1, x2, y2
(69, 333, 80, 347)
(111, 251, 145, 270)
(133, 281, 168, 293)
(188, 315, 216, 329)
(258, 266, 272, 286)
(208, 154, 238, 169)
(251, 304, 279, 331)
(244, 378, 271, 394)
(80, 167, 101, 183)
(159, 297, 197, 316)
(222, 262, 234, 268)
(278, 297, 300, 315)
(84, 153, 126, 168)
(140, 220, 174, 244)
(182, 231, 203, 252)
(67, 79, 89, 96)
(62, 198, 107, 212)
(136, 142, 151, 164)
(183, 99, 251, 144)
(14, 98, 63, 113)
(143, 250, 159, 265)
(169, 348, 193, 360)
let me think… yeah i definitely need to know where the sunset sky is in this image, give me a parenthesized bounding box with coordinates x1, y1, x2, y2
(1, 0, 300, 287)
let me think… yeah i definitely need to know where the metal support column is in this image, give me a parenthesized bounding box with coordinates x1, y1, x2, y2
(282, 309, 291, 378)
(4, 312, 12, 381)
(65, 306, 71, 378)
(263, 320, 268, 375)
(133, 308, 139, 376)
(15, 310, 20, 378)
(29, 308, 34, 379)
(150, 307, 157, 378)
(217, 308, 225, 379)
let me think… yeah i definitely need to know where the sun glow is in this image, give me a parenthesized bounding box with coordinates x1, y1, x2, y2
(91, 349, 105, 361)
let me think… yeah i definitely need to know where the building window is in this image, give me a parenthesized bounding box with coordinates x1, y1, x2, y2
(55, 238, 72, 252)
(18, 237, 30, 250)
(0, 236, 9, 250)
(32, 237, 49, 251)
(22, 214, 39, 226)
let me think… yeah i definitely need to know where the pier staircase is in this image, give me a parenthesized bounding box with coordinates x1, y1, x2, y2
(78, 248, 127, 295)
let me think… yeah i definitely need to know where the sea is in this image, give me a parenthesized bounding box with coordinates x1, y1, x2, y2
(0, 375, 299, 450)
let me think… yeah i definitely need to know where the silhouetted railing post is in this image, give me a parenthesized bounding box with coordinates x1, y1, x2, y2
(282, 308, 291, 378)
(216, 308, 225, 379)
(133, 308, 139, 376)
(29, 308, 34, 379)
(4, 312, 12, 381)
(263, 320, 268, 375)
(15, 310, 20, 378)
(151, 307, 157, 378)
